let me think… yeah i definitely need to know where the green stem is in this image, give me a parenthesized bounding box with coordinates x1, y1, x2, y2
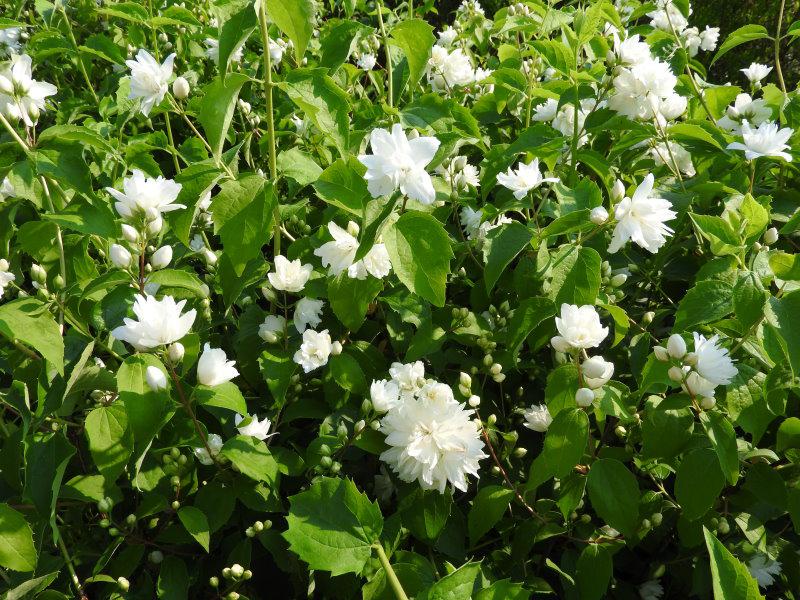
(164, 111, 181, 174)
(40, 177, 66, 327)
(257, 0, 282, 257)
(55, 525, 87, 599)
(0, 111, 32, 154)
(774, 0, 787, 93)
(372, 544, 409, 600)
(376, 0, 393, 108)
(59, 5, 100, 106)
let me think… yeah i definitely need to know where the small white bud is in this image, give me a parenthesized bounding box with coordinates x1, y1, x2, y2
(172, 76, 190, 99)
(26, 103, 40, 123)
(202, 248, 218, 265)
(331, 341, 343, 355)
(668, 365, 685, 382)
(653, 345, 669, 361)
(683, 352, 698, 367)
(346, 221, 360, 237)
(468, 395, 481, 407)
(117, 577, 130, 592)
(149, 550, 164, 564)
(610, 273, 627, 287)
(590, 206, 609, 225)
(490, 363, 502, 375)
(582, 356, 608, 379)
(121, 224, 139, 243)
(666, 334, 687, 359)
(168, 342, 185, 363)
(110, 244, 132, 268)
(642, 311, 655, 324)
(611, 179, 626, 202)
(764, 227, 778, 245)
(150, 246, 173, 269)
(146, 366, 168, 391)
(230, 564, 244, 578)
(459, 372, 472, 387)
(575, 387, 595, 407)
(147, 215, 163, 236)
(700, 396, 716, 410)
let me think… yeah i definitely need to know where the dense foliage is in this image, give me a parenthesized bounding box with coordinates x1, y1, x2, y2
(1, 0, 800, 598)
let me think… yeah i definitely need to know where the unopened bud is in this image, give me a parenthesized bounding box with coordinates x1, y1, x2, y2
(611, 179, 626, 202)
(764, 227, 778, 245)
(150, 245, 173, 269)
(590, 206, 609, 225)
(653, 345, 669, 361)
(172, 76, 190, 99)
(331, 341, 343, 355)
(576, 387, 594, 407)
(667, 334, 686, 359)
(700, 396, 716, 410)
(117, 577, 130, 592)
(668, 366, 684, 382)
(168, 342, 185, 363)
(610, 273, 627, 287)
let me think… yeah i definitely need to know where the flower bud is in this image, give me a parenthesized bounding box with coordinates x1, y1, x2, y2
(611, 179, 626, 202)
(209, 577, 219, 588)
(31, 263, 46, 284)
(666, 334, 686, 359)
(230, 564, 244, 578)
(764, 227, 778, 245)
(653, 345, 669, 361)
(117, 577, 130, 592)
(110, 244, 132, 268)
(168, 342, 185, 363)
(490, 363, 502, 375)
(610, 273, 627, 287)
(146, 366, 167, 391)
(26, 103, 40, 124)
(121, 224, 139, 243)
(575, 387, 594, 407)
(700, 396, 716, 410)
(172, 76, 190, 99)
(668, 365, 685, 382)
(590, 206, 609, 225)
(459, 372, 472, 388)
(642, 311, 654, 324)
(151, 245, 173, 269)
(331, 341, 343, 355)
(582, 356, 608, 379)
(202, 248, 218, 265)
(487, 413, 497, 425)
(147, 215, 164, 236)
(346, 221, 360, 237)
(483, 354, 493, 366)
(684, 352, 698, 367)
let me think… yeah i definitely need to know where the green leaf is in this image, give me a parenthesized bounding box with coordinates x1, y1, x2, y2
(544, 364, 579, 417)
(769, 251, 800, 280)
(220, 435, 279, 483)
(258, 347, 297, 407)
(277, 147, 323, 186)
(475, 580, 529, 600)
(23, 432, 75, 524)
(400, 93, 482, 139)
(85, 403, 133, 482)
(770, 291, 800, 374)
(0, 298, 64, 373)
(503, 296, 556, 356)
(329, 351, 368, 395)
(703, 527, 764, 599)
(195, 381, 248, 414)
(217, 3, 256, 79)
(468, 485, 515, 545)
(355, 195, 400, 262)
(267, 0, 315, 61)
(157, 556, 190, 600)
(146, 269, 210, 298)
(117, 355, 172, 459)
(383, 212, 453, 307)
(319, 20, 370, 71)
(281, 68, 351, 157)
(198, 72, 250, 158)
(177, 506, 210, 552)
(211, 173, 275, 276)
(673, 280, 733, 332)
(700, 411, 740, 485)
(42, 198, 117, 237)
(575, 545, 612, 600)
(540, 408, 588, 479)
(389, 19, 435, 90)
(168, 162, 223, 247)
(38, 124, 118, 155)
(733, 272, 768, 331)
(690, 213, 743, 256)
(586, 458, 640, 538)
(328, 273, 383, 331)
(417, 562, 481, 600)
(482, 221, 532, 292)
(711, 24, 770, 66)
(777, 417, 800, 452)
(0, 504, 37, 572)
(675, 448, 725, 521)
(313, 157, 370, 215)
(548, 245, 601, 306)
(641, 395, 694, 459)
(400, 488, 452, 543)
(284, 477, 383, 576)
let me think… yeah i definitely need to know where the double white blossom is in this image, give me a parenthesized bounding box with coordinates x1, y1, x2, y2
(126, 49, 174, 116)
(268, 255, 313, 293)
(523, 404, 552, 432)
(204, 38, 243, 64)
(741, 62, 772, 84)
(727, 121, 793, 162)
(194, 433, 223, 465)
(0, 54, 57, 126)
(551, 304, 609, 351)
(496, 158, 558, 200)
(112, 294, 196, 350)
(106, 170, 184, 221)
(293, 297, 324, 333)
(608, 174, 676, 254)
(314, 222, 392, 280)
(0, 27, 21, 56)
(293, 329, 333, 373)
(427, 46, 476, 92)
(717, 93, 771, 134)
(358, 124, 440, 205)
(235, 414, 274, 441)
(258, 314, 286, 342)
(0, 258, 15, 299)
(197, 344, 239, 386)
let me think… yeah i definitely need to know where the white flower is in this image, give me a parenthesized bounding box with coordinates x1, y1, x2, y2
(700, 26, 720, 51)
(291, 114, 308, 136)
(126, 49, 174, 116)
(361, 243, 392, 279)
(747, 555, 781, 588)
(197, 343, 239, 386)
(268, 255, 313, 293)
(269, 38, 288, 65)
(551, 304, 609, 351)
(496, 158, 559, 200)
(693, 333, 737, 386)
(234, 414, 274, 440)
(460, 206, 483, 239)
(145, 365, 167, 391)
(204, 38, 243, 64)
(111, 294, 196, 350)
(194, 433, 223, 465)
(379, 390, 487, 493)
(150, 245, 172, 269)
(523, 404, 552, 432)
(356, 53, 376, 70)
(651, 141, 695, 176)
(0, 28, 21, 56)
(582, 356, 615, 389)
(258, 314, 286, 342)
(436, 27, 458, 47)
(741, 62, 772, 84)
(371, 379, 401, 413)
(0, 54, 57, 126)
(532, 98, 558, 122)
(0, 176, 15, 201)
(608, 33, 651, 66)
(294, 297, 324, 333)
(168, 342, 185, 363)
(576, 387, 595, 407)
(314, 221, 392, 280)
(682, 370, 716, 398)
(106, 170, 184, 220)
(608, 174, 676, 254)
(647, 3, 688, 32)
(109, 244, 132, 269)
(0, 258, 15, 299)
(389, 361, 425, 392)
(293, 329, 333, 373)
(638, 579, 664, 600)
(426, 46, 475, 91)
(717, 93, 771, 134)
(608, 58, 678, 120)
(727, 120, 793, 162)
(358, 124, 440, 205)
(657, 93, 687, 122)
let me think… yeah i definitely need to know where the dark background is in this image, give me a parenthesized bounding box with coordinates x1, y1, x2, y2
(429, 0, 799, 88)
